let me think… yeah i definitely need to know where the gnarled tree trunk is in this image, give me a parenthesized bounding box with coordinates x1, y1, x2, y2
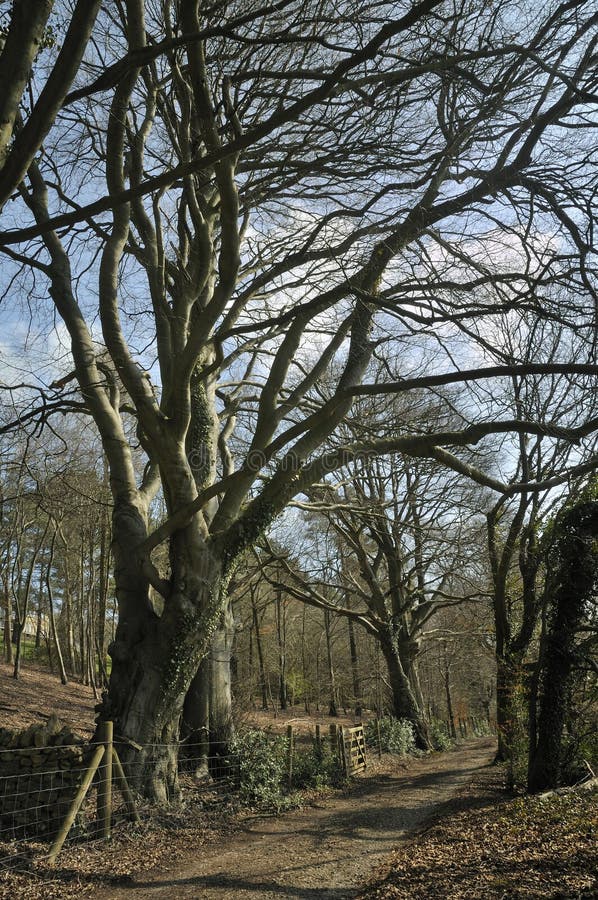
(181, 596, 235, 776)
(100, 502, 227, 802)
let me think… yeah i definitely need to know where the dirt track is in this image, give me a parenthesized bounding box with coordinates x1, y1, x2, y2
(98, 739, 496, 900)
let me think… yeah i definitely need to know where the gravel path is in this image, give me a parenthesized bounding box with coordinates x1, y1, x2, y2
(101, 738, 495, 900)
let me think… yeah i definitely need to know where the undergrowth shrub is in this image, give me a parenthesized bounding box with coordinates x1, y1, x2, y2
(429, 721, 454, 751)
(227, 727, 359, 810)
(558, 715, 598, 786)
(505, 683, 530, 791)
(228, 729, 287, 809)
(471, 718, 491, 737)
(292, 743, 343, 789)
(365, 716, 416, 755)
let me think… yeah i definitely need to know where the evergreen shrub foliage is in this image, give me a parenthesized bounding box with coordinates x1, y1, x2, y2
(365, 716, 417, 755)
(292, 742, 344, 789)
(429, 720, 454, 751)
(228, 729, 287, 808)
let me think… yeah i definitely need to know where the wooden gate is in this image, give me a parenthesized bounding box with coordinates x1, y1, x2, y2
(340, 725, 367, 775)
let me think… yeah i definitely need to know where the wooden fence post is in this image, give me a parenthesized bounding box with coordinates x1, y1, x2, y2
(97, 720, 113, 839)
(286, 724, 294, 789)
(47, 720, 139, 865)
(329, 723, 340, 770)
(112, 748, 140, 823)
(47, 744, 105, 865)
(329, 723, 337, 755)
(338, 726, 348, 775)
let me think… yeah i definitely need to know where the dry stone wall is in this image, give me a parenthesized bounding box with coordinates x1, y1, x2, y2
(0, 715, 87, 838)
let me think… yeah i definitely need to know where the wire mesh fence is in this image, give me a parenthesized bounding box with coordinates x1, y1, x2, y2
(0, 719, 358, 879)
(0, 748, 87, 839)
(0, 711, 497, 895)
(0, 746, 239, 876)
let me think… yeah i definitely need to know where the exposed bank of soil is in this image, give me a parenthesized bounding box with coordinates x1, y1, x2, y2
(94, 739, 496, 900)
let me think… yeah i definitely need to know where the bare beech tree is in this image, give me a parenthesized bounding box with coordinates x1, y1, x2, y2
(0, 0, 597, 798)
(261, 438, 485, 749)
(0, 0, 100, 209)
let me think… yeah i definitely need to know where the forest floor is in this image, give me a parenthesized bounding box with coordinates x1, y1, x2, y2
(0, 665, 596, 899)
(0, 660, 366, 738)
(0, 661, 97, 737)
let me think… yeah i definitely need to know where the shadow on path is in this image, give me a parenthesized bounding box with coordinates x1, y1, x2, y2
(92, 738, 497, 900)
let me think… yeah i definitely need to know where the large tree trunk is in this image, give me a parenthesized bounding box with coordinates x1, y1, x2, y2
(100, 507, 226, 802)
(97, 508, 110, 687)
(400, 634, 425, 712)
(182, 597, 235, 773)
(181, 657, 210, 778)
(527, 501, 598, 792)
(209, 599, 235, 750)
(379, 625, 430, 750)
(495, 652, 523, 764)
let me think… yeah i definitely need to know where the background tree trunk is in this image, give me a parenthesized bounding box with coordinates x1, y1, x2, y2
(443, 651, 456, 739)
(250, 587, 269, 711)
(324, 609, 338, 717)
(348, 617, 361, 705)
(380, 626, 431, 750)
(527, 501, 598, 792)
(276, 587, 288, 711)
(46, 531, 68, 685)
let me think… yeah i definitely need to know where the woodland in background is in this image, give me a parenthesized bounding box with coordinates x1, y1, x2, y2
(1, 423, 595, 793)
